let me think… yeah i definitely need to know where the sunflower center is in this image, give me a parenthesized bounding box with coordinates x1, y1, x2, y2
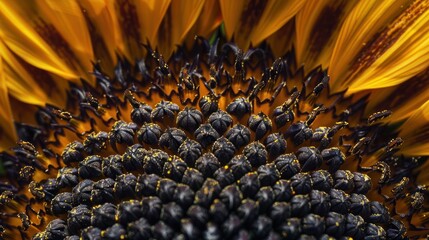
(1, 39, 425, 239)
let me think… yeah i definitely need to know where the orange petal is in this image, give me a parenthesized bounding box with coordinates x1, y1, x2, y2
(0, 1, 78, 81)
(399, 100, 429, 156)
(36, 0, 94, 82)
(78, 0, 124, 70)
(186, 0, 222, 45)
(157, 0, 205, 57)
(0, 53, 17, 149)
(295, 0, 357, 70)
(220, 0, 306, 48)
(364, 68, 429, 123)
(0, 40, 48, 106)
(329, 0, 429, 94)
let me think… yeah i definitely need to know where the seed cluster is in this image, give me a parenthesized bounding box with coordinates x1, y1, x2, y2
(0, 40, 423, 239)
(28, 97, 405, 240)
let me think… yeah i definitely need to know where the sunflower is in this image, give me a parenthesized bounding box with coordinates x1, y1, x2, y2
(0, 0, 429, 239)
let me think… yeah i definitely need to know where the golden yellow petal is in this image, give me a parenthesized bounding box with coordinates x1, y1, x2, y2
(0, 40, 48, 106)
(220, 0, 306, 48)
(192, 0, 222, 38)
(36, 0, 94, 82)
(78, 0, 124, 70)
(266, 19, 295, 58)
(399, 100, 429, 156)
(364, 69, 429, 123)
(295, 0, 357, 70)
(156, 0, 205, 57)
(0, 54, 17, 150)
(136, 0, 171, 45)
(219, 0, 245, 40)
(328, 0, 418, 93)
(250, 0, 305, 46)
(0, 1, 78, 81)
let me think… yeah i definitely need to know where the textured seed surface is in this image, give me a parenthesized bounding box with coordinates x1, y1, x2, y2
(0, 41, 420, 240)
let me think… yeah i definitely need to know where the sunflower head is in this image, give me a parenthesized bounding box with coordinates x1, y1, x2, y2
(1, 1, 429, 239)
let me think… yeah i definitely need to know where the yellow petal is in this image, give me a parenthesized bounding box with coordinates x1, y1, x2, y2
(0, 40, 48, 106)
(78, 0, 124, 70)
(399, 100, 429, 156)
(136, 0, 171, 45)
(329, 0, 429, 94)
(36, 0, 94, 82)
(0, 0, 78, 80)
(191, 0, 223, 38)
(0, 53, 17, 149)
(295, 0, 357, 70)
(266, 19, 295, 58)
(220, 0, 306, 48)
(364, 69, 429, 123)
(157, 0, 205, 57)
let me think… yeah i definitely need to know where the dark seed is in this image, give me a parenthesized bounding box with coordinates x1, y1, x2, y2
(248, 112, 272, 140)
(178, 139, 202, 166)
(114, 173, 137, 199)
(102, 223, 126, 240)
(208, 110, 233, 134)
(159, 128, 187, 153)
(194, 124, 220, 148)
(199, 95, 219, 116)
(264, 133, 287, 158)
(243, 141, 267, 167)
(51, 192, 74, 215)
(78, 155, 102, 179)
(220, 184, 242, 211)
(135, 174, 159, 197)
(296, 146, 322, 172)
(309, 190, 331, 216)
(141, 196, 162, 223)
(137, 123, 162, 145)
(62, 141, 85, 164)
(302, 214, 325, 237)
(212, 137, 236, 164)
(91, 203, 117, 229)
(226, 124, 251, 149)
(102, 155, 123, 179)
(163, 155, 187, 182)
(127, 218, 152, 240)
(226, 97, 251, 118)
(121, 144, 146, 171)
(181, 168, 204, 190)
(176, 107, 203, 132)
(151, 100, 179, 121)
(274, 153, 300, 179)
(239, 172, 261, 197)
(195, 153, 221, 178)
(258, 163, 280, 186)
(67, 205, 91, 235)
(117, 200, 143, 225)
(90, 178, 116, 205)
(143, 149, 168, 175)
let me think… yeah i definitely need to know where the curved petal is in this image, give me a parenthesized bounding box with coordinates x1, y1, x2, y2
(0, 54, 17, 150)
(156, 0, 205, 57)
(295, 0, 357, 70)
(79, 0, 125, 63)
(0, 0, 78, 81)
(182, 0, 223, 50)
(220, 0, 306, 48)
(399, 100, 429, 156)
(136, 0, 171, 45)
(329, 0, 429, 94)
(364, 68, 429, 123)
(0, 40, 48, 106)
(36, 0, 94, 82)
